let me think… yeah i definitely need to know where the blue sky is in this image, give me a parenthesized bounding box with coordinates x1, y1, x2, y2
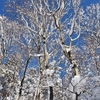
(0, 0, 6, 15)
(0, 0, 100, 15)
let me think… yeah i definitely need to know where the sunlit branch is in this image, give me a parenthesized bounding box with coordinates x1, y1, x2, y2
(69, 14, 76, 36)
(21, 15, 38, 34)
(71, 31, 80, 41)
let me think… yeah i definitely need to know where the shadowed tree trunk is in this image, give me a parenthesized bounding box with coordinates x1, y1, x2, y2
(17, 56, 31, 100)
(50, 86, 53, 100)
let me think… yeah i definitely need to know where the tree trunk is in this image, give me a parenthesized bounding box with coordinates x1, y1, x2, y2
(50, 86, 53, 100)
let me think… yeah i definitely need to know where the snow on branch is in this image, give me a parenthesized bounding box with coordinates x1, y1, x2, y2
(43, 69, 55, 77)
(69, 76, 88, 95)
(69, 15, 76, 36)
(71, 31, 80, 41)
(21, 15, 37, 34)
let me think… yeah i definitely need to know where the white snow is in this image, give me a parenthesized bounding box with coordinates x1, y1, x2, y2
(60, 0, 64, 10)
(0, 85, 2, 89)
(66, 47, 71, 52)
(69, 75, 87, 95)
(43, 69, 54, 76)
(34, 53, 44, 57)
(71, 75, 80, 86)
(50, 60, 56, 66)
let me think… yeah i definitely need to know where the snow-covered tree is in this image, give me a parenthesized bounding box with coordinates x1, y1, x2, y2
(0, 0, 100, 100)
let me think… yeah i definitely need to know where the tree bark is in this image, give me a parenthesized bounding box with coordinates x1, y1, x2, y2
(50, 86, 53, 100)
